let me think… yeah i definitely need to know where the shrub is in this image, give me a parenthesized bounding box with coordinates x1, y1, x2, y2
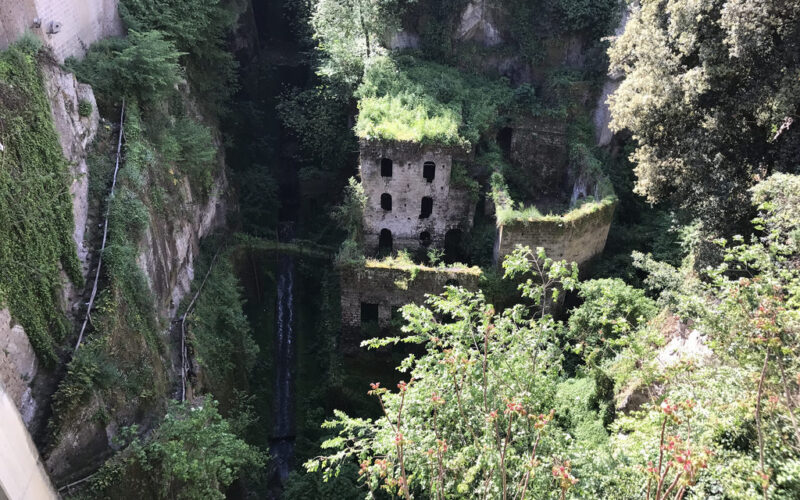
(85, 400, 264, 499)
(67, 30, 184, 104)
(78, 98, 93, 117)
(119, 0, 240, 112)
(355, 55, 515, 147)
(567, 278, 658, 364)
(171, 117, 217, 194)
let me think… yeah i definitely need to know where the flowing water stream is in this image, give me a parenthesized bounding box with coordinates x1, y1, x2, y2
(271, 243, 295, 482)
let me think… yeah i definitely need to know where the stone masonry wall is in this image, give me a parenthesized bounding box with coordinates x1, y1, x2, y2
(494, 201, 616, 269)
(0, 0, 123, 62)
(360, 139, 475, 253)
(340, 263, 481, 332)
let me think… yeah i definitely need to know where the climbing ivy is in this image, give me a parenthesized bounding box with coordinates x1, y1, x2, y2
(0, 39, 82, 364)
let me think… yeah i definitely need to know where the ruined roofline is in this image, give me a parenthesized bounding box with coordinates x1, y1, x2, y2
(359, 138, 473, 162)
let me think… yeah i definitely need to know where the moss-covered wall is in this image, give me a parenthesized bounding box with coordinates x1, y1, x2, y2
(494, 199, 616, 268)
(0, 43, 82, 364)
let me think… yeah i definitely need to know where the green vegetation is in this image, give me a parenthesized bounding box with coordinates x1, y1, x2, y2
(311, 0, 405, 85)
(78, 98, 93, 117)
(0, 40, 82, 363)
(355, 55, 514, 147)
(608, 0, 800, 247)
(308, 174, 800, 498)
(78, 400, 264, 500)
(567, 278, 658, 365)
(119, 0, 242, 111)
(52, 103, 167, 428)
(66, 30, 184, 107)
(333, 178, 367, 266)
(491, 169, 617, 226)
(184, 254, 258, 410)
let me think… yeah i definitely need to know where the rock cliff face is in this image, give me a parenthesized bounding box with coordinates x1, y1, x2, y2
(593, 5, 632, 146)
(137, 165, 228, 320)
(0, 58, 99, 428)
(0, 55, 229, 484)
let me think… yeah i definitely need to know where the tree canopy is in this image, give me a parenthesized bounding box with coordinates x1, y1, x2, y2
(609, 0, 800, 240)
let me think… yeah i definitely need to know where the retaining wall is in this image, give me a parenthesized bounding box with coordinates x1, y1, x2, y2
(494, 200, 616, 268)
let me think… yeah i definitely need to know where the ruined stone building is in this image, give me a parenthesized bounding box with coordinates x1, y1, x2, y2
(360, 139, 476, 255)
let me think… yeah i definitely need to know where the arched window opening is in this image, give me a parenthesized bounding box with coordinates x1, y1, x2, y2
(419, 230, 432, 247)
(423, 161, 435, 182)
(380, 193, 392, 211)
(419, 196, 433, 219)
(379, 228, 393, 254)
(381, 158, 393, 177)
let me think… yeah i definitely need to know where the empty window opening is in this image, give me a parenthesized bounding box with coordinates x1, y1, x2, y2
(419, 197, 433, 219)
(423, 162, 436, 182)
(380, 193, 392, 211)
(379, 228, 393, 254)
(446, 279, 460, 287)
(420, 230, 432, 247)
(381, 158, 393, 177)
(444, 228, 464, 264)
(361, 302, 379, 325)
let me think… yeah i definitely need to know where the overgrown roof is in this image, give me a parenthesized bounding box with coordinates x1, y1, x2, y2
(354, 55, 514, 148)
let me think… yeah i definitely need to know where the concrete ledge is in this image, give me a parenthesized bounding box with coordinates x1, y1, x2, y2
(0, 383, 57, 500)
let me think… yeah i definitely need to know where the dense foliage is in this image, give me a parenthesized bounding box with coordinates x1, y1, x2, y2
(0, 39, 82, 363)
(119, 0, 243, 111)
(355, 55, 514, 147)
(311, 0, 405, 85)
(80, 400, 263, 499)
(185, 254, 259, 410)
(308, 172, 800, 499)
(609, 0, 800, 244)
(67, 31, 183, 106)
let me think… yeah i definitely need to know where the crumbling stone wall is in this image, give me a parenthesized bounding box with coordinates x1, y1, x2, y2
(509, 117, 568, 197)
(494, 201, 616, 269)
(0, 0, 123, 62)
(360, 139, 475, 254)
(340, 263, 481, 335)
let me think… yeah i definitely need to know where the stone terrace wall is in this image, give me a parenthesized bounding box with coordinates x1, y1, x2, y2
(0, 0, 123, 62)
(360, 139, 475, 253)
(494, 200, 616, 269)
(341, 263, 481, 335)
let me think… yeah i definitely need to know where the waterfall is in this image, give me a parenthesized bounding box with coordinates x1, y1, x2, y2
(271, 224, 296, 483)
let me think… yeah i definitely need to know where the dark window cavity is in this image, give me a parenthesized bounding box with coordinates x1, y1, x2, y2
(380, 193, 392, 211)
(360, 302, 379, 324)
(419, 196, 433, 219)
(444, 228, 463, 264)
(419, 230, 432, 247)
(381, 158, 393, 177)
(423, 161, 435, 182)
(379, 228, 393, 253)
